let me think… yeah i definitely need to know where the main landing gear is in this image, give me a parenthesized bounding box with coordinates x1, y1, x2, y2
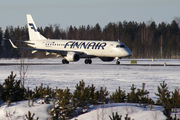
(62, 59, 69, 64)
(84, 58, 92, 64)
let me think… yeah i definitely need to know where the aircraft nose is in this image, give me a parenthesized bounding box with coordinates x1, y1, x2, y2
(124, 48, 132, 57)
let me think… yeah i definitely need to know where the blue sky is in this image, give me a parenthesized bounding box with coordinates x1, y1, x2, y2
(0, 0, 180, 31)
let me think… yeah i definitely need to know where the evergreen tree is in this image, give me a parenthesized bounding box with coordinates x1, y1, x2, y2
(86, 25, 93, 40)
(88, 84, 97, 104)
(77, 25, 86, 40)
(136, 83, 151, 105)
(1, 71, 25, 105)
(50, 87, 74, 120)
(155, 81, 172, 118)
(95, 86, 109, 104)
(127, 84, 138, 103)
(110, 86, 126, 103)
(67, 25, 74, 39)
(73, 80, 90, 109)
(171, 89, 180, 112)
(155, 81, 171, 108)
(53, 24, 60, 39)
(102, 22, 115, 41)
(93, 23, 102, 40)
(44, 25, 53, 39)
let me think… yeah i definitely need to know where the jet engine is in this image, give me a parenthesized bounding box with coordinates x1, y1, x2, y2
(99, 57, 114, 62)
(65, 52, 80, 62)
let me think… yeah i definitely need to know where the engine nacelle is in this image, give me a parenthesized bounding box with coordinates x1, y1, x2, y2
(99, 57, 114, 62)
(65, 52, 80, 62)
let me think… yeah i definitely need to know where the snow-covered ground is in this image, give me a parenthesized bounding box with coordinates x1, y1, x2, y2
(0, 58, 180, 120)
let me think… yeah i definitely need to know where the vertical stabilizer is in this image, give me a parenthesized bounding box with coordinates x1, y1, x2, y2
(27, 14, 46, 40)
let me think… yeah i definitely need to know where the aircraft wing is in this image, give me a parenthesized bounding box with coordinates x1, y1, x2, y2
(9, 39, 85, 56)
(9, 39, 35, 49)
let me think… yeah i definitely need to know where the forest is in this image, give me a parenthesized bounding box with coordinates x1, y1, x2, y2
(0, 18, 180, 59)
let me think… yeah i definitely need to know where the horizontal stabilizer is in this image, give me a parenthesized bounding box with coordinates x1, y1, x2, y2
(9, 39, 17, 48)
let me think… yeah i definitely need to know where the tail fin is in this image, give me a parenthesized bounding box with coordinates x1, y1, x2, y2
(27, 14, 46, 40)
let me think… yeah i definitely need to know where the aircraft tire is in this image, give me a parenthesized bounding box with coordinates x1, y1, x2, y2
(85, 59, 92, 64)
(89, 59, 92, 64)
(85, 59, 89, 64)
(66, 60, 69, 64)
(62, 59, 69, 64)
(116, 61, 120, 65)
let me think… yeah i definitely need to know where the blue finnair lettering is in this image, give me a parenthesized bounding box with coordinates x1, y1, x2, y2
(87, 42, 96, 49)
(29, 23, 37, 32)
(80, 42, 90, 49)
(98, 43, 106, 49)
(64, 41, 73, 48)
(64, 41, 107, 50)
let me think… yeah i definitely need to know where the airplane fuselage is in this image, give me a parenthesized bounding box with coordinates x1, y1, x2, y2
(28, 39, 131, 58)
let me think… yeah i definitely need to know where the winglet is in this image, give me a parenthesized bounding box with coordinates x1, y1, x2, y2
(9, 39, 18, 48)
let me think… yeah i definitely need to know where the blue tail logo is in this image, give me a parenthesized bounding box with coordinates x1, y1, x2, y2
(29, 23, 38, 32)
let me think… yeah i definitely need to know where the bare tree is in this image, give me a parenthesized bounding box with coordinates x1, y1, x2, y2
(19, 49, 29, 88)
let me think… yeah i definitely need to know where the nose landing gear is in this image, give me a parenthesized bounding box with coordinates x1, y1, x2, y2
(116, 60, 120, 65)
(116, 57, 120, 65)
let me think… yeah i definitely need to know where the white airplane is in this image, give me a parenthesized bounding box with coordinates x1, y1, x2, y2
(9, 14, 132, 64)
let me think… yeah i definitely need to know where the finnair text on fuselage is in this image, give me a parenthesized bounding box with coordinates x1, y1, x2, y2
(64, 41, 106, 49)
(45, 41, 107, 50)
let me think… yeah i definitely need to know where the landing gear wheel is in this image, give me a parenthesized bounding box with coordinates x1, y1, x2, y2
(85, 59, 88, 64)
(89, 59, 92, 64)
(62, 59, 69, 64)
(85, 59, 92, 64)
(116, 60, 120, 65)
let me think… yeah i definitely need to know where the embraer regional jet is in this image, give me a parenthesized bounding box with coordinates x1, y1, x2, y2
(9, 14, 132, 64)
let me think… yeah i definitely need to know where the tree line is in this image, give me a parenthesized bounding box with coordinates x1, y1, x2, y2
(0, 19, 180, 59)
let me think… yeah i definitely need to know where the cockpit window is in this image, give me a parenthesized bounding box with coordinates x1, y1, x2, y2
(116, 45, 126, 48)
